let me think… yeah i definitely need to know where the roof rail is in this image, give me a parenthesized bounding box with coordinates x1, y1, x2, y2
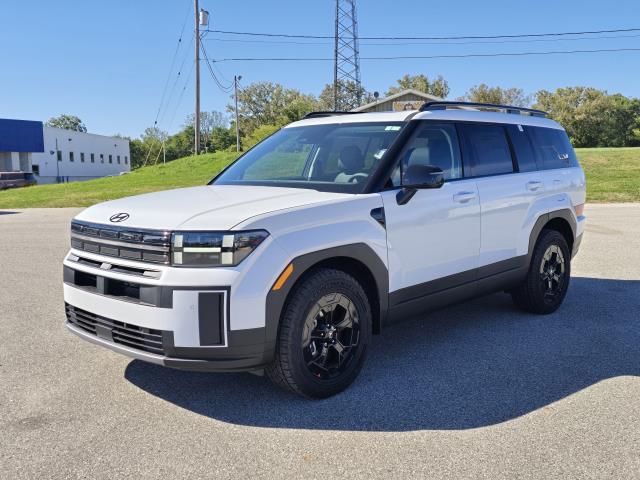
(302, 111, 359, 119)
(420, 101, 548, 118)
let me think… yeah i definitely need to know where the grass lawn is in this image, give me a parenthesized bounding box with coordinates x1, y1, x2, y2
(575, 147, 640, 202)
(0, 151, 238, 208)
(0, 147, 638, 208)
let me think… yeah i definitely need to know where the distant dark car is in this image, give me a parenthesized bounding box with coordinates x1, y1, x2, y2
(0, 172, 37, 190)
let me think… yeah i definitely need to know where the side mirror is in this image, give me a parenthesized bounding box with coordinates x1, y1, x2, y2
(396, 165, 445, 205)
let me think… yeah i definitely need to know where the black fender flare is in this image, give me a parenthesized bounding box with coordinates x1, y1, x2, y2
(527, 208, 577, 264)
(264, 243, 389, 348)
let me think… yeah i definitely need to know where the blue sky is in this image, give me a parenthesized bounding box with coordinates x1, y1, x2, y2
(1, 0, 639, 138)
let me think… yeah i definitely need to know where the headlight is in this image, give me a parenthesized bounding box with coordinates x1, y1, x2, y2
(171, 230, 269, 267)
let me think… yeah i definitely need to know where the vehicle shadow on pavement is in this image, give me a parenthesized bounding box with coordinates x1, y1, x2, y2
(0, 211, 19, 215)
(125, 277, 640, 431)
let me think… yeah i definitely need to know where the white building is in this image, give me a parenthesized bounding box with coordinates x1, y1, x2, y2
(33, 126, 130, 184)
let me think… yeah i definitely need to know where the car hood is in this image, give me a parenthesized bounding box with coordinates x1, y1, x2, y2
(74, 185, 351, 231)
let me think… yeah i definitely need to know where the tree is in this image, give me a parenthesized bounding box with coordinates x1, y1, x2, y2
(210, 126, 235, 151)
(129, 138, 146, 169)
(244, 124, 281, 149)
(45, 114, 87, 132)
(461, 84, 531, 107)
(184, 110, 227, 153)
(318, 80, 374, 111)
(534, 87, 640, 147)
(228, 81, 317, 138)
(386, 74, 450, 98)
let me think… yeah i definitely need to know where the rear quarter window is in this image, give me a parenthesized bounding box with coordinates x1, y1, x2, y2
(526, 126, 579, 170)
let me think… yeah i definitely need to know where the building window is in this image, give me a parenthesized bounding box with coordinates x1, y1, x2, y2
(90, 153, 95, 163)
(100, 154, 104, 163)
(109, 155, 113, 164)
(32, 165, 40, 175)
(57, 150, 62, 162)
(80, 152, 85, 163)
(124, 156, 128, 165)
(69, 152, 74, 162)
(117, 155, 121, 164)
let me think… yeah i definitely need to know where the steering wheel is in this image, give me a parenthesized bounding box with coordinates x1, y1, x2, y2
(348, 173, 368, 184)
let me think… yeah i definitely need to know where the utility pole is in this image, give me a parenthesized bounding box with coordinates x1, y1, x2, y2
(194, 0, 201, 155)
(234, 75, 242, 152)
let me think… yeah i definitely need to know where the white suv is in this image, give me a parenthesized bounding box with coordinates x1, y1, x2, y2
(63, 101, 586, 398)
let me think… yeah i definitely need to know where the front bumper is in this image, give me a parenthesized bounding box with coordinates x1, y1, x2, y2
(62, 246, 284, 372)
(66, 321, 270, 372)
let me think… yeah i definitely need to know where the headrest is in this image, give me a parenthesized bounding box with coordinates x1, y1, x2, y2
(429, 138, 450, 158)
(406, 147, 430, 166)
(339, 146, 364, 174)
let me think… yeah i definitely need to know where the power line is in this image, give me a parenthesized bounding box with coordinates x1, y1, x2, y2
(203, 26, 640, 41)
(200, 43, 234, 93)
(203, 32, 640, 47)
(212, 47, 640, 63)
(157, 33, 195, 127)
(153, 5, 191, 127)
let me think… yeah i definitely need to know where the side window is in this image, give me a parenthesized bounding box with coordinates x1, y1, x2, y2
(459, 124, 513, 177)
(391, 123, 462, 187)
(506, 125, 538, 172)
(526, 126, 578, 170)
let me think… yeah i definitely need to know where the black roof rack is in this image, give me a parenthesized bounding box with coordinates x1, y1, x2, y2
(420, 101, 548, 118)
(302, 111, 359, 119)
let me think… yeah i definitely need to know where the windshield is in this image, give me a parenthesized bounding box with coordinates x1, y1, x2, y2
(212, 122, 405, 193)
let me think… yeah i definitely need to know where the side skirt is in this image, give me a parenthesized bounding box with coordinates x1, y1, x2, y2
(386, 256, 528, 323)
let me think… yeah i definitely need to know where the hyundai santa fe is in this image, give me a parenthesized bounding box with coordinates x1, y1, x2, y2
(63, 101, 586, 398)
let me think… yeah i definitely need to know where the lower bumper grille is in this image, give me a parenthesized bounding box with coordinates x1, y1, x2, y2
(65, 304, 167, 355)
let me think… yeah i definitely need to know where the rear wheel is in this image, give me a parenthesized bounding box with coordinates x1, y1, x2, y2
(266, 268, 372, 398)
(511, 229, 571, 314)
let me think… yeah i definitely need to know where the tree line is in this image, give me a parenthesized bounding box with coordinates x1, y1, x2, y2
(47, 74, 640, 169)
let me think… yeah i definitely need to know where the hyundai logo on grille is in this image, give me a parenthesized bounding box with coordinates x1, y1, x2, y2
(109, 212, 130, 223)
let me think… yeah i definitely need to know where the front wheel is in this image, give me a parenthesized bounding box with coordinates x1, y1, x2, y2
(511, 229, 571, 314)
(266, 268, 372, 398)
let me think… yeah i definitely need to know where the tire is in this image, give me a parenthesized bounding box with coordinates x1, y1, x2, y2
(511, 229, 571, 314)
(266, 268, 372, 399)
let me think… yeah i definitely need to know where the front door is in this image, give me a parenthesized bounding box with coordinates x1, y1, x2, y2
(380, 121, 481, 308)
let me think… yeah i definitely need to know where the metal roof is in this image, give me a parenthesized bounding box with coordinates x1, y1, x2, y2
(0, 119, 44, 153)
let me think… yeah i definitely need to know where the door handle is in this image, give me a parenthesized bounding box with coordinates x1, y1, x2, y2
(453, 191, 477, 203)
(526, 181, 543, 191)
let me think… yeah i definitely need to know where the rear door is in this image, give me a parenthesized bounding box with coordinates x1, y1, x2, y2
(458, 123, 539, 270)
(380, 121, 481, 301)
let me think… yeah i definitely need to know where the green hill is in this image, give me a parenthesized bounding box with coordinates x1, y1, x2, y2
(0, 151, 238, 208)
(0, 148, 638, 208)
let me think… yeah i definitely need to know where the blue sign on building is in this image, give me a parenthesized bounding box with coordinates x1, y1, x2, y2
(0, 119, 45, 153)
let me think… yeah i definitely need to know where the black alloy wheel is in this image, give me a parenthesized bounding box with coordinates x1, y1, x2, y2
(539, 244, 566, 303)
(302, 293, 361, 380)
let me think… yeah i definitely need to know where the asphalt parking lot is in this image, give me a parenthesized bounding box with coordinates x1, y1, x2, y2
(1, 204, 639, 479)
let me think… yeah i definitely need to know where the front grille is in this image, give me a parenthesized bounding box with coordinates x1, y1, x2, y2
(66, 304, 167, 355)
(71, 221, 171, 264)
